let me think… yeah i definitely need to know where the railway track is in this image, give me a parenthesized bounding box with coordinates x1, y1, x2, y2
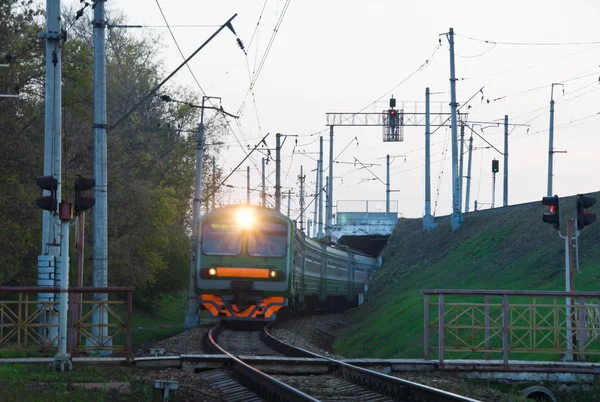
(205, 322, 480, 402)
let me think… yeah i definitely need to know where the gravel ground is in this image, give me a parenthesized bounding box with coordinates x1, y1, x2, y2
(271, 313, 349, 358)
(139, 368, 222, 401)
(134, 323, 214, 357)
(272, 314, 517, 402)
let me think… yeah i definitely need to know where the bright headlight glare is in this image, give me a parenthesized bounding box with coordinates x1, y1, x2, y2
(270, 270, 277, 278)
(236, 208, 254, 228)
(208, 268, 217, 276)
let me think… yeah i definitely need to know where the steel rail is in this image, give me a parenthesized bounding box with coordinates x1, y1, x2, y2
(207, 323, 319, 402)
(263, 324, 480, 402)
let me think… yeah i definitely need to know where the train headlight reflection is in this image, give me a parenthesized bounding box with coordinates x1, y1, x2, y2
(236, 208, 254, 228)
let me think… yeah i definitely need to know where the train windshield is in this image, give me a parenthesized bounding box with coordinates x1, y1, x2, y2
(202, 222, 242, 255)
(248, 220, 288, 257)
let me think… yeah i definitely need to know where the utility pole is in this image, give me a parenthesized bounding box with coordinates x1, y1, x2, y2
(423, 87, 436, 231)
(275, 133, 281, 211)
(313, 159, 319, 237)
(247, 166, 250, 204)
(327, 126, 334, 230)
(492, 163, 497, 209)
(299, 165, 305, 232)
(317, 136, 324, 238)
(92, 0, 108, 349)
(465, 135, 473, 213)
(386, 154, 390, 214)
(211, 156, 216, 211)
(184, 121, 205, 330)
(503, 115, 508, 207)
(547, 83, 564, 197)
(261, 157, 266, 207)
(459, 122, 465, 211)
(39, 0, 63, 344)
(287, 189, 291, 217)
(325, 176, 329, 235)
(447, 27, 462, 231)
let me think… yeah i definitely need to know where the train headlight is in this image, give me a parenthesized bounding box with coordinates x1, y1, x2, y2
(236, 208, 254, 228)
(269, 270, 277, 278)
(208, 268, 217, 276)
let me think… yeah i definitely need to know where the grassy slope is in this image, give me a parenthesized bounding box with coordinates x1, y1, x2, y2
(335, 192, 600, 358)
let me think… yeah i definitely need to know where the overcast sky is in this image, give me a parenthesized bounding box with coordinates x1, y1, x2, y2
(66, 0, 600, 223)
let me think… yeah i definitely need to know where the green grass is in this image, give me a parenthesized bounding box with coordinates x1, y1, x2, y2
(0, 364, 154, 401)
(334, 192, 600, 360)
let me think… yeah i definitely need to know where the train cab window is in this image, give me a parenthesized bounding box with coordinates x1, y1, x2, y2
(202, 222, 242, 255)
(248, 221, 287, 257)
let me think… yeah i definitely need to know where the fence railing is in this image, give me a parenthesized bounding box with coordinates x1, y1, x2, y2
(423, 289, 600, 366)
(0, 286, 133, 362)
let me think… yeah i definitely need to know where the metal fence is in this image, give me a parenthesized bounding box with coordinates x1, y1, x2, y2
(0, 286, 133, 361)
(423, 289, 600, 366)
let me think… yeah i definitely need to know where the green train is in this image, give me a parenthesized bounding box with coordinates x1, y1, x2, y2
(196, 205, 379, 321)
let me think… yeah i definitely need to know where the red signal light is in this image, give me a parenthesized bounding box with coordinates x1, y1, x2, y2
(550, 205, 555, 212)
(390, 110, 395, 115)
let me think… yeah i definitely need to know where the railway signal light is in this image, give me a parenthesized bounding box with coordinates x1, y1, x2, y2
(35, 176, 58, 212)
(492, 159, 499, 173)
(576, 194, 596, 230)
(74, 176, 95, 215)
(542, 195, 560, 230)
(389, 109, 399, 127)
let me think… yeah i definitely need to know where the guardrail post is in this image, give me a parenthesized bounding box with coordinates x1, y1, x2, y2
(578, 296, 586, 362)
(485, 295, 490, 360)
(502, 294, 509, 368)
(126, 290, 133, 364)
(438, 293, 445, 366)
(424, 293, 429, 360)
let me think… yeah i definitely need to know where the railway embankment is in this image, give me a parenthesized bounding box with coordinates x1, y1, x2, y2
(334, 192, 600, 359)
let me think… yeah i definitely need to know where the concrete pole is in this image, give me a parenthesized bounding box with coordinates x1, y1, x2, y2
(327, 126, 334, 229)
(40, 0, 63, 344)
(386, 154, 390, 214)
(565, 219, 574, 361)
(287, 189, 291, 217)
(56, 217, 70, 370)
(423, 87, 435, 231)
(503, 115, 508, 207)
(492, 172, 496, 209)
(325, 176, 329, 234)
(548, 99, 555, 197)
(313, 160, 319, 237)
(465, 136, 473, 213)
(92, 0, 108, 347)
(247, 166, 250, 204)
(299, 165, 304, 232)
(459, 122, 465, 211)
(448, 28, 462, 231)
(261, 157, 266, 207)
(184, 119, 205, 330)
(275, 133, 281, 211)
(317, 136, 324, 237)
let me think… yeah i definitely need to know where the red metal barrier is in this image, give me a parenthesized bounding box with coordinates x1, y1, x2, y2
(0, 286, 134, 362)
(423, 289, 600, 367)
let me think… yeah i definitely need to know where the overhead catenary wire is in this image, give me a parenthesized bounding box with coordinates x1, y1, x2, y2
(457, 33, 600, 46)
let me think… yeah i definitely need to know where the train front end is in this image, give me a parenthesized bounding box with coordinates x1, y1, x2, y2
(197, 206, 292, 321)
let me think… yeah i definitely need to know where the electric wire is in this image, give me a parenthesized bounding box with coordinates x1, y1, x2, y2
(457, 33, 600, 46)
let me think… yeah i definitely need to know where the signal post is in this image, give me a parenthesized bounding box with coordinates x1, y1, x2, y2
(541, 193, 596, 361)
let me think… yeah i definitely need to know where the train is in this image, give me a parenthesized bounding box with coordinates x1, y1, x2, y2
(196, 205, 379, 321)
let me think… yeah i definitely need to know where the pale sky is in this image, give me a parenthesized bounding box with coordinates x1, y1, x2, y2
(66, 0, 600, 222)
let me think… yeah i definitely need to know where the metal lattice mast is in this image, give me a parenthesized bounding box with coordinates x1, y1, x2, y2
(299, 165, 305, 232)
(386, 154, 390, 214)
